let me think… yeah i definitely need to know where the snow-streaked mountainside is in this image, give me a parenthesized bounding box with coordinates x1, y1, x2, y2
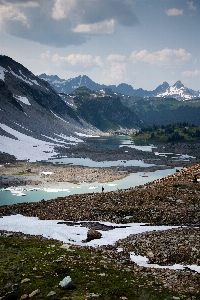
(156, 80, 200, 101)
(39, 74, 200, 101)
(0, 56, 102, 161)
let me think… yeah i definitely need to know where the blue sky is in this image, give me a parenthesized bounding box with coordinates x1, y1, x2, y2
(0, 0, 199, 90)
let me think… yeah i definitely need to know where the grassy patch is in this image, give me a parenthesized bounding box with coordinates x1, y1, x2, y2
(0, 234, 194, 299)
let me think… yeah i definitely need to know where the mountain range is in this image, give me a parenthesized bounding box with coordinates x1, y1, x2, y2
(38, 74, 200, 101)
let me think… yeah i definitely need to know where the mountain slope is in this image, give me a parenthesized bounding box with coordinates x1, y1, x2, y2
(72, 87, 144, 131)
(0, 56, 101, 161)
(120, 96, 200, 126)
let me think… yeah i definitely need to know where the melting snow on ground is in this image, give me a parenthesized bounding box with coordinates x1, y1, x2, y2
(130, 253, 200, 273)
(0, 123, 57, 162)
(0, 214, 199, 273)
(75, 132, 100, 138)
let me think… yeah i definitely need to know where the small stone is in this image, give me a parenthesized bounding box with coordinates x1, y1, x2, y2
(172, 297, 180, 300)
(60, 244, 70, 249)
(20, 294, 29, 300)
(59, 276, 75, 290)
(29, 289, 40, 297)
(87, 229, 102, 242)
(146, 251, 154, 258)
(47, 291, 56, 297)
(21, 278, 30, 284)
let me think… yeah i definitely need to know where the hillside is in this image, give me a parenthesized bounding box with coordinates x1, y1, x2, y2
(0, 56, 101, 161)
(132, 123, 200, 144)
(120, 96, 200, 126)
(71, 87, 144, 131)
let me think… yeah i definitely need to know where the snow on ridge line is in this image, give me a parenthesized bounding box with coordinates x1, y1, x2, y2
(5, 67, 40, 87)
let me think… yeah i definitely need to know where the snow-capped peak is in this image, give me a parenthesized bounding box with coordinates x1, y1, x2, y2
(156, 80, 199, 101)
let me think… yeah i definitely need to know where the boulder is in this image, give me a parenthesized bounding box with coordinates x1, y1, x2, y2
(87, 229, 102, 242)
(59, 276, 75, 289)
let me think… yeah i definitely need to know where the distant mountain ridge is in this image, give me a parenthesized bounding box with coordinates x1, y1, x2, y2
(38, 74, 200, 101)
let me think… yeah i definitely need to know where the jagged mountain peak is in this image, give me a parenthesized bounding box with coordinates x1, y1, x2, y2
(39, 73, 200, 101)
(173, 80, 185, 89)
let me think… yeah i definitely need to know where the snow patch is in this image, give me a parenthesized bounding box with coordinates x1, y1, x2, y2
(75, 132, 100, 137)
(130, 252, 200, 273)
(0, 66, 5, 81)
(0, 123, 57, 162)
(14, 95, 31, 105)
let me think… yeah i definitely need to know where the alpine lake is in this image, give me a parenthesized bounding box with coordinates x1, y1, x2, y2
(0, 135, 192, 206)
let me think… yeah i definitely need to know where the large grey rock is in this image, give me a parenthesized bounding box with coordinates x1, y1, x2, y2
(59, 276, 75, 289)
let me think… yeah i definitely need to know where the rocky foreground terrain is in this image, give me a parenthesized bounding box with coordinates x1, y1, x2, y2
(0, 163, 199, 298)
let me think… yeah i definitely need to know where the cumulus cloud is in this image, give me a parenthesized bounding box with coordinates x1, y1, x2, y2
(0, 4, 29, 28)
(106, 54, 126, 62)
(41, 51, 51, 60)
(0, 0, 138, 47)
(182, 69, 200, 77)
(130, 48, 193, 67)
(102, 62, 128, 85)
(165, 8, 183, 16)
(52, 53, 104, 69)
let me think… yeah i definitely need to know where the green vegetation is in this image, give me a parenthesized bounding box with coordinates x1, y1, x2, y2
(0, 234, 190, 300)
(120, 96, 200, 126)
(71, 87, 143, 131)
(132, 123, 200, 144)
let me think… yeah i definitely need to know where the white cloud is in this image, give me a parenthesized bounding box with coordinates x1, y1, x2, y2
(130, 48, 193, 67)
(0, 0, 138, 47)
(51, 0, 138, 26)
(182, 69, 200, 77)
(73, 19, 115, 35)
(165, 8, 183, 16)
(187, 1, 196, 11)
(106, 54, 126, 62)
(0, 4, 29, 27)
(18, 1, 40, 8)
(102, 62, 128, 84)
(52, 53, 104, 69)
(52, 0, 75, 20)
(41, 51, 51, 60)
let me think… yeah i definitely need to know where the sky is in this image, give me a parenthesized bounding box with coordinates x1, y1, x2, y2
(0, 0, 200, 91)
